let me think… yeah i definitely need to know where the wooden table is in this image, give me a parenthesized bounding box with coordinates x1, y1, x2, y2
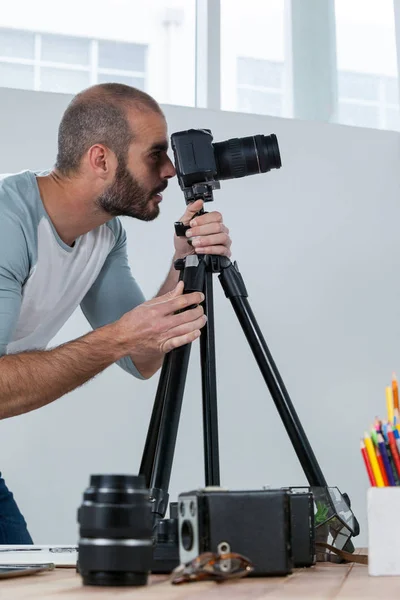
(3, 551, 400, 599)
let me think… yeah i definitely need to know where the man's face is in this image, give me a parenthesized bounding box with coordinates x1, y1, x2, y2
(97, 109, 176, 221)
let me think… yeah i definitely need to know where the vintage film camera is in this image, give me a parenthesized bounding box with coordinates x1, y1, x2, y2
(177, 487, 315, 576)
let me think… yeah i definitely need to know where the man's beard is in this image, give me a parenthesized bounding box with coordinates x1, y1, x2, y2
(97, 159, 167, 221)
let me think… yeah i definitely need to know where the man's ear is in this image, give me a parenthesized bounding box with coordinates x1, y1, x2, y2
(87, 144, 117, 179)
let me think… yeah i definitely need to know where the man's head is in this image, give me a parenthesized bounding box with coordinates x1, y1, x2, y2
(55, 83, 176, 221)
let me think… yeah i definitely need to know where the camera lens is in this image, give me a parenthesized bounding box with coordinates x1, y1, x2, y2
(213, 133, 281, 181)
(77, 474, 153, 587)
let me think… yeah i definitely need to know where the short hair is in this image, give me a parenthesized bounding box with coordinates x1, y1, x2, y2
(55, 83, 163, 176)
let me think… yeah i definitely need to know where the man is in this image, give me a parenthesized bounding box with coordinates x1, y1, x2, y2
(0, 83, 232, 543)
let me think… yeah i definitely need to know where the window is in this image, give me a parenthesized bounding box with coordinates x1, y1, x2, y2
(335, 0, 400, 131)
(0, 0, 196, 106)
(221, 0, 285, 116)
(0, 62, 34, 90)
(1, 0, 399, 132)
(97, 40, 146, 91)
(98, 40, 146, 72)
(0, 27, 147, 95)
(0, 28, 34, 59)
(41, 34, 90, 65)
(40, 68, 91, 95)
(236, 57, 284, 117)
(338, 70, 400, 130)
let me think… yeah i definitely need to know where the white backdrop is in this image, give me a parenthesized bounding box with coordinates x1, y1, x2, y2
(0, 88, 400, 547)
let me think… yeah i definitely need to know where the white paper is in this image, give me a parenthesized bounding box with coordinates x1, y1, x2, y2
(0, 545, 77, 567)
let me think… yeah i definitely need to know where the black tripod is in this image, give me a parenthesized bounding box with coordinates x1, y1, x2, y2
(139, 216, 359, 573)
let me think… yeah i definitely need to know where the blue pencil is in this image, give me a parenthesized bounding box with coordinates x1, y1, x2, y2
(383, 422, 389, 441)
(378, 433, 396, 486)
(393, 427, 400, 456)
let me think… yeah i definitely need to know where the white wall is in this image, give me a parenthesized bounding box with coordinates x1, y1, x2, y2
(0, 87, 399, 548)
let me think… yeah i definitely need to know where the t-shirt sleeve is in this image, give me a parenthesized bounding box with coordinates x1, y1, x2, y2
(0, 213, 30, 356)
(80, 220, 146, 379)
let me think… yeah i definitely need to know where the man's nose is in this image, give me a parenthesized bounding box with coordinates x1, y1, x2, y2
(163, 155, 176, 179)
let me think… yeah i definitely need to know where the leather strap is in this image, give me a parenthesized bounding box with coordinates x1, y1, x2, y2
(316, 542, 368, 565)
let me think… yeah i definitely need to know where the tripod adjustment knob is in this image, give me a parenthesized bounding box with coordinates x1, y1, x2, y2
(174, 258, 185, 271)
(156, 518, 179, 544)
(174, 221, 190, 237)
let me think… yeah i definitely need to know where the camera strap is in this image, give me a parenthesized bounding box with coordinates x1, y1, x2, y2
(316, 542, 368, 565)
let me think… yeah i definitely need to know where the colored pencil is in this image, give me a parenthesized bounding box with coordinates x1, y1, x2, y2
(360, 440, 376, 486)
(386, 387, 395, 424)
(393, 373, 399, 411)
(370, 427, 378, 446)
(375, 447, 389, 486)
(383, 422, 389, 441)
(387, 425, 400, 482)
(377, 433, 396, 485)
(385, 436, 400, 484)
(360, 375, 400, 486)
(393, 427, 400, 455)
(364, 433, 385, 487)
(371, 427, 388, 484)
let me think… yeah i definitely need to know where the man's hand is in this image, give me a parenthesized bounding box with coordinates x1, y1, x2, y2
(174, 199, 232, 259)
(115, 281, 206, 377)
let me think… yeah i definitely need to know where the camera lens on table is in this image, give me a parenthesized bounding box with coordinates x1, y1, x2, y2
(77, 474, 153, 587)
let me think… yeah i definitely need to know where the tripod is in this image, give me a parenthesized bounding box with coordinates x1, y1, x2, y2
(139, 216, 359, 573)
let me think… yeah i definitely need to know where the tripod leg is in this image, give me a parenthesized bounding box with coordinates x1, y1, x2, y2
(150, 343, 192, 493)
(139, 354, 172, 487)
(200, 269, 220, 486)
(140, 343, 192, 520)
(218, 260, 327, 487)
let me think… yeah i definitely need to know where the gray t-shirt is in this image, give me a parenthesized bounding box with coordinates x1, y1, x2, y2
(0, 170, 146, 378)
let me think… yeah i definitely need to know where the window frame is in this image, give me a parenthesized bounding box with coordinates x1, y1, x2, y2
(0, 28, 147, 93)
(1, 0, 400, 131)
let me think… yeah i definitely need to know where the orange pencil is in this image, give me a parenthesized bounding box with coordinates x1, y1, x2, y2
(360, 440, 376, 486)
(393, 373, 399, 411)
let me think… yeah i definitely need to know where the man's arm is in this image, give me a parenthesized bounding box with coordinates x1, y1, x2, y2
(80, 221, 157, 378)
(156, 252, 180, 298)
(81, 199, 233, 378)
(0, 287, 206, 421)
(80, 221, 206, 379)
(0, 285, 205, 420)
(0, 214, 125, 419)
(0, 216, 206, 419)
(0, 325, 125, 419)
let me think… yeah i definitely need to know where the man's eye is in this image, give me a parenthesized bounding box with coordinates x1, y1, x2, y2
(150, 152, 161, 161)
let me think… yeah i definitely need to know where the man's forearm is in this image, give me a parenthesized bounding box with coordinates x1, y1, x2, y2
(138, 253, 187, 377)
(0, 323, 125, 420)
(132, 256, 177, 377)
(135, 252, 195, 378)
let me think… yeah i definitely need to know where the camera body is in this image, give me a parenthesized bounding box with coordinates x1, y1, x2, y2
(171, 130, 218, 189)
(171, 128, 281, 203)
(177, 487, 315, 576)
